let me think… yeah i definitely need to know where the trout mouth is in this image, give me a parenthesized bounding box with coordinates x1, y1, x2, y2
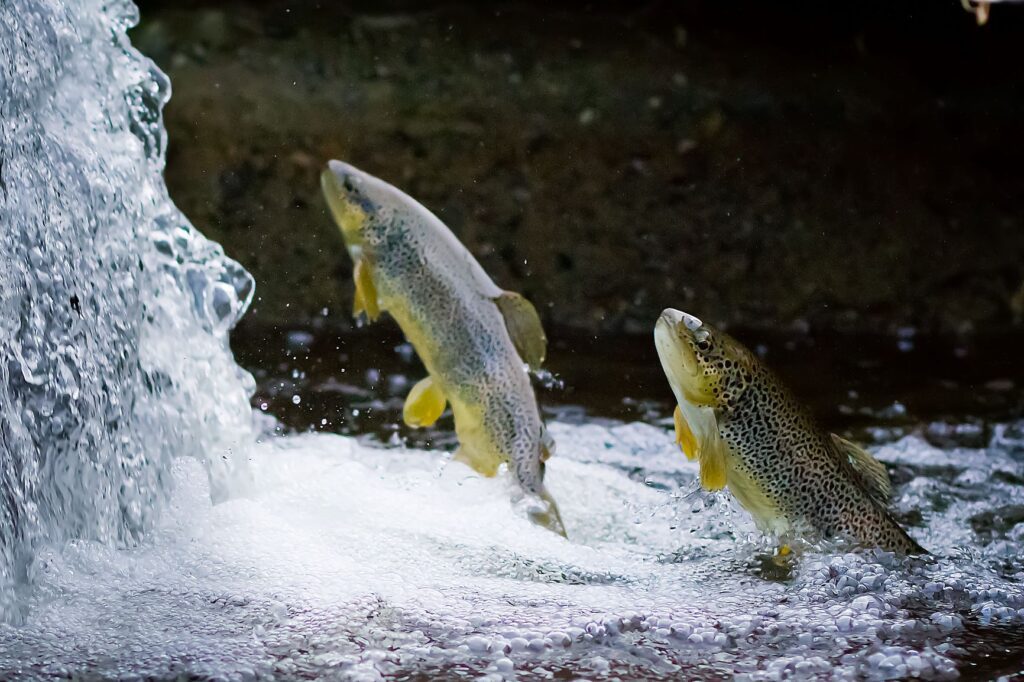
(655, 308, 699, 379)
(655, 308, 714, 407)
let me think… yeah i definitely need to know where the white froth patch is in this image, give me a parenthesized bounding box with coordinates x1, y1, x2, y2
(2, 421, 1023, 679)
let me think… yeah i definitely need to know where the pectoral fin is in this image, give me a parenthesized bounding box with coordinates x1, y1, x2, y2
(402, 376, 447, 428)
(673, 405, 698, 461)
(494, 291, 547, 370)
(683, 406, 729, 491)
(352, 258, 381, 322)
(452, 444, 502, 478)
(698, 428, 729, 491)
(831, 433, 892, 504)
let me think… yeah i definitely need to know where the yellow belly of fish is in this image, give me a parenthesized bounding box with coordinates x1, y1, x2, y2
(385, 290, 507, 477)
(450, 400, 505, 476)
(726, 464, 789, 535)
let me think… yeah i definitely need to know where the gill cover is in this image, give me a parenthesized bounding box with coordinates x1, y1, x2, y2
(320, 166, 369, 247)
(321, 166, 382, 321)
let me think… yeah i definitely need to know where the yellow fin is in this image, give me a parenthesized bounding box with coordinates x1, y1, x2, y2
(673, 405, 698, 461)
(452, 444, 502, 478)
(698, 428, 729, 491)
(494, 291, 547, 370)
(402, 376, 447, 428)
(831, 433, 892, 504)
(352, 258, 380, 322)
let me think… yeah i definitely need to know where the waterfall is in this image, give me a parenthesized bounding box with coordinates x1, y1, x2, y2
(0, 0, 254, 619)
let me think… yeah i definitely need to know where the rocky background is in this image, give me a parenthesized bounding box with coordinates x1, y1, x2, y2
(133, 1, 1024, 337)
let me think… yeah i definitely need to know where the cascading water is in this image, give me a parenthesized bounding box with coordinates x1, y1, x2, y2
(0, 0, 254, 619)
(3, 1, 1024, 680)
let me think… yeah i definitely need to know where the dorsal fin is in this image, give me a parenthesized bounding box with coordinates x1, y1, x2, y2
(494, 291, 547, 370)
(831, 433, 892, 504)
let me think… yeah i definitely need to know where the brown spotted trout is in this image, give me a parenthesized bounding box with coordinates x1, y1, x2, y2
(320, 161, 565, 536)
(654, 308, 924, 553)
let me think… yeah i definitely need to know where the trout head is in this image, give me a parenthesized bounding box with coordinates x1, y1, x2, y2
(654, 308, 755, 414)
(320, 160, 402, 257)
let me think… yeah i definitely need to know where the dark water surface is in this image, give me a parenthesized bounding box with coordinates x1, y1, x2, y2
(233, 320, 1024, 444)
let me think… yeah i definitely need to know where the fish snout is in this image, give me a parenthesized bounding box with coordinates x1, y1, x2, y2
(658, 308, 683, 329)
(658, 308, 703, 333)
(654, 308, 700, 380)
(326, 160, 368, 195)
(325, 160, 408, 217)
(322, 161, 379, 244)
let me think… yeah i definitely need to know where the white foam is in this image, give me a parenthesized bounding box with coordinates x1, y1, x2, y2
(2, 420, 1022, 679)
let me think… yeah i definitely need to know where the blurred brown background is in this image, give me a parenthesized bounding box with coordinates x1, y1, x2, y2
(133, 1, 1024, 338)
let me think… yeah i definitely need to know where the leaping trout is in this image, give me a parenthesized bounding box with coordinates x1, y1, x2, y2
(654, 308, 924, 554)
(320, 161, 565, 536)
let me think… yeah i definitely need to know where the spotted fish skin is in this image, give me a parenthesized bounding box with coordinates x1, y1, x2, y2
(369, 214, 547, 501)
(320, 161, 564, 536)
(718, 354, 924, 553)
(654, 308, 924, 554)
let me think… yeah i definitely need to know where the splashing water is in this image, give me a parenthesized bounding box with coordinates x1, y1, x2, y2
(0, 0, 253, 619)
(1, 421, 1024, 679)
(3, 1, 1024, 680)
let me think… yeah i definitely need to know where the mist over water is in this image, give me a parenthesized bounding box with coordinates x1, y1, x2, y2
(2, 1, 1024, 680)
(0, 0, 253, 619)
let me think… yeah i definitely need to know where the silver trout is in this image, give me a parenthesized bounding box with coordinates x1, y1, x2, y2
(320, 161, 565, 536)
(654, 308, 924, 554)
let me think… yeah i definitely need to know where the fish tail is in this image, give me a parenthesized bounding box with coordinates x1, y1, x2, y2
(530, 489, 567, 538)
(881, 507, 927, 554)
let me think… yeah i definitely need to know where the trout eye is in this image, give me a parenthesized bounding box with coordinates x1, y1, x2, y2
(693, 328, 711, 351)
